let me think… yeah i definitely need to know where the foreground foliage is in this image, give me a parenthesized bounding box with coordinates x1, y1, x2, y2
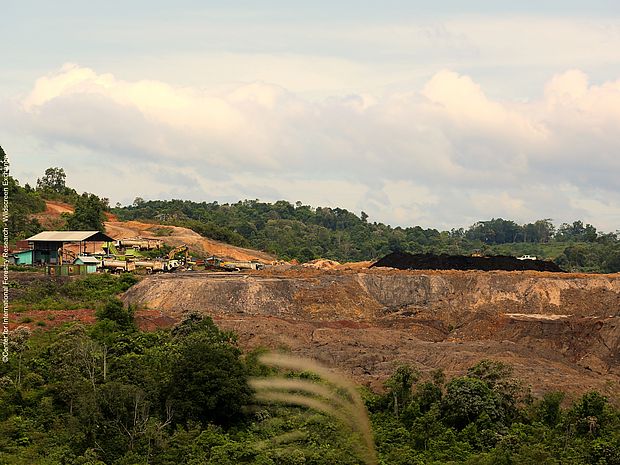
(11, 273, 139, 311)
(0, 310, 618, 464)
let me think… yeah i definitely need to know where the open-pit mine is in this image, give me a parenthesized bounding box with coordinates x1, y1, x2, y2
(122, 267, 620, 398)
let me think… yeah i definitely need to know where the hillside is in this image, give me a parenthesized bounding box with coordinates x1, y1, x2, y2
(114, 199, 620, 272)
(6, 166, 620, 464)
(104, 219, 275, 262)
(33, 201, 275, 262)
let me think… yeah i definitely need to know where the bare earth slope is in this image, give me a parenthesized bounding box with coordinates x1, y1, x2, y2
(104, 220, 274, 262)
(31, 200, 74, 229)
(122, 268, 620, 398)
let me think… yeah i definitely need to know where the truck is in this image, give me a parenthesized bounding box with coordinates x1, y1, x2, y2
(134, 260, 165, 273)
(220, 260, 265, 271)
(100, 258, 136, 273)
(116, 237, 164, 251)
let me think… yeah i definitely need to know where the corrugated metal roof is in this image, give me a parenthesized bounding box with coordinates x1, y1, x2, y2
(75, 255, 100, 264)
(27, 231, 114, 242)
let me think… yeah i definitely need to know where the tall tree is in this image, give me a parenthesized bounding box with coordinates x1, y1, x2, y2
(65, 193, 108, 231)
(36, 167, 67, 193)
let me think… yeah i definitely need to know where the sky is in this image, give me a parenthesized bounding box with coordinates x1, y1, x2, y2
(2, 1, 620, 231)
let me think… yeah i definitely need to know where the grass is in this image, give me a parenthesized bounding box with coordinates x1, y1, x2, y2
(251, 353, 378, 465)
(9, 265, 44, 273)
(12, 273, 139, 311)
(150, 226, 173, 236)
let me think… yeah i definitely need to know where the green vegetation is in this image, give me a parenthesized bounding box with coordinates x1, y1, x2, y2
(12, 273, 139, 311)
(35, 167, 80, 204)
(2, 270, 619, 464)
(0, 312, 618, 464)
(150, 226, 174, 236)
(115, 199, 620, 272)
(64, 193, 108, 231)
(250, 353, 377, 464)
(8, 265, 44, 273)
(0, 146, 46, 241)
(369, 362, 620, 465)
(0, 147, 110, 241)
(2, 151, 618, 271)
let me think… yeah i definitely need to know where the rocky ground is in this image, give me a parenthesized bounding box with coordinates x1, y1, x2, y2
(121, 267, 620, 399)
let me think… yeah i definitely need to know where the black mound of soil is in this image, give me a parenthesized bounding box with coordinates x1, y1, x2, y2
(371, 252, 564, 272)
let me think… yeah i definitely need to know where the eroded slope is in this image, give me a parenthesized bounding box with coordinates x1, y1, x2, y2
(123, 268, 620, 396)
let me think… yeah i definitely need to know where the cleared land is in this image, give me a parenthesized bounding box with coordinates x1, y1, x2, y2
(104, 219, 275, 262)
(121, 267, 620, 398)
(26, 201, 620, 399)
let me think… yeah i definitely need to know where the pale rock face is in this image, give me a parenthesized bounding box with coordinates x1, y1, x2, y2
(122, 269, 620, 397)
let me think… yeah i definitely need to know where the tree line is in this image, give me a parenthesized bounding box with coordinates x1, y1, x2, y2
(0, 146, 109, 240)
(116, 199, 620, 272)
(2, 149, 619, 272)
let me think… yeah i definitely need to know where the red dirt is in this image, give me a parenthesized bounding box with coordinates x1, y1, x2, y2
(121, 268, 620, 398)
(31, 200, 74, 229)
(11, 309, 96, 331)
(134, 309, 178, 331)
(104, 219, 275, 262)
(10, 308, 178, 333)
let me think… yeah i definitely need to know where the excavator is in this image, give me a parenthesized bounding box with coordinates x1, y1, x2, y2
(168, 245, 189, 262)
(164, 245, 189, 271)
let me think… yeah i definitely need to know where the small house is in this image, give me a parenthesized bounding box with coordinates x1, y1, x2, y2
(73, 255, 100, 273)
(11, 249, 34, 265)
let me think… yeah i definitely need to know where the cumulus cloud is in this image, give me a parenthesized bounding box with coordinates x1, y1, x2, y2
(5, 64, 620, 230)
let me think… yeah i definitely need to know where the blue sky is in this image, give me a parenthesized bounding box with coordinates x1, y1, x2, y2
(2, 1, 620, 230)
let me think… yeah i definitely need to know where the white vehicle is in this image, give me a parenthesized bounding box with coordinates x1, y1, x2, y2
(517, 255, 537, 260)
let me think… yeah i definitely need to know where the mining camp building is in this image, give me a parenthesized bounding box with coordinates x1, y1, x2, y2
(24, 231, 114, 265)
(73, 255, 100, 273)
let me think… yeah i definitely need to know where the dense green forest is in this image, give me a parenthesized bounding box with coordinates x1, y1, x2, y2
(2, 274, 619, 464)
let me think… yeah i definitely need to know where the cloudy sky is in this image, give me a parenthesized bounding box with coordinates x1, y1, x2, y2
(3, 1, 620, 231)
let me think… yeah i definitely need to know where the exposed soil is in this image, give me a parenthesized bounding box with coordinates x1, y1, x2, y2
(11, 309, 97, 331)
(104, 220, 275, 262)
(372, 251, 564, 272)
(121, 268, 620, 398)
(22, 202, 620, 399)
(9, 273, 178, 332)
(31, 200, 74, 229)
(10, 307, 177, 333)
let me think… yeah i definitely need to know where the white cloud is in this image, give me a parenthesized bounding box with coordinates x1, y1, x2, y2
(5, 64, 620, 231)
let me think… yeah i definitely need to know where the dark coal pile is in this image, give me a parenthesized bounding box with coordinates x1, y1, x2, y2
(371, 252, 564, 272)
